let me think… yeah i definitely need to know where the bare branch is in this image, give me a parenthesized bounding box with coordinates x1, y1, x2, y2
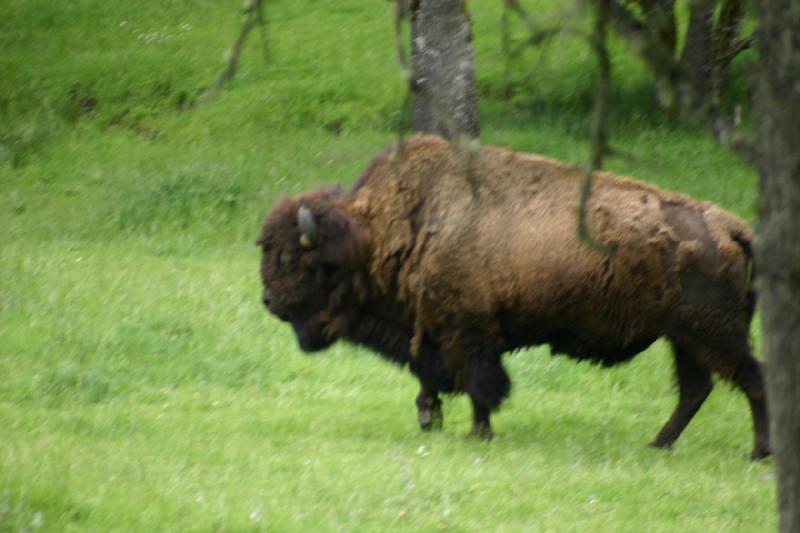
(392, 0, 414, 152)
(503, 0, 588, 58)
(715, 0, 746, 68)
(501, 0, 511, 97)
(196, 0, 265, 106)
(731, 35, 754, 57)
(508, 28, 563, 59)
(607, 0, 679, 87)
(579, 0, 615, 256)
(588, 10, 611, 170)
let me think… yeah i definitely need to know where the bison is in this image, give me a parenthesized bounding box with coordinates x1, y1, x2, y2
(257, 134, 771, 460)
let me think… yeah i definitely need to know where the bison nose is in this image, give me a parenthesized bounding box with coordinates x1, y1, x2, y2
(262, 289, 272, 309)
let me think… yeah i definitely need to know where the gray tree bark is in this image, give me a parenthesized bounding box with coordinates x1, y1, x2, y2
(410, 0, 479, 140)
(753, 1, 800, 531)
(678, 0, 715, 114)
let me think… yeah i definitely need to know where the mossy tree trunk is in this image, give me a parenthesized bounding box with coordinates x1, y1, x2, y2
(753, 1, 800, 530)
(409, 0, 479, 140)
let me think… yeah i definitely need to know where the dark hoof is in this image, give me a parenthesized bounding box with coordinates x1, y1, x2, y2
(418, 406, 443, 431)
(468, 423, 493, 441)
(750, 446, 773, 461)
(648, 439, 673, 451)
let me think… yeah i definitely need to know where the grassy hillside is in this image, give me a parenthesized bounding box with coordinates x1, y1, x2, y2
(0, 0, 773, 531)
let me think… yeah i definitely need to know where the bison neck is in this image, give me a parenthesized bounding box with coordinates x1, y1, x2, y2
(346, 309, 414, 365)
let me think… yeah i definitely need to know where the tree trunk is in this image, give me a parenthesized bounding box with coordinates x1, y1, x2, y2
(678, 0, 715, 115)
(753, 1, 800, 531)
(410, 0, 479, 140)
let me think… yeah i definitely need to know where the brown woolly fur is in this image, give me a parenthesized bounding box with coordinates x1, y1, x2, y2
(257, 134, 771, 458)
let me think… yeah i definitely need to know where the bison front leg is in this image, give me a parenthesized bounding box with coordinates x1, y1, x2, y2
(469, 401, 494, 440)
(415, 385, 443, 431)
(464, 356, 511, 441)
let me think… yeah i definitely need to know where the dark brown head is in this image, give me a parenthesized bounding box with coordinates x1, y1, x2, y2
(256, 188, 368, 352)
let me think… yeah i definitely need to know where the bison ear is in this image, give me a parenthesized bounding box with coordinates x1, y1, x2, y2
(301, 204, 367, 269)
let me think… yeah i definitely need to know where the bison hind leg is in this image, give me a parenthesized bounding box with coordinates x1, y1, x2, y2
(719, 348, 772, 460)
(656, 337, 772, 461)
(650, 342, 713, 450)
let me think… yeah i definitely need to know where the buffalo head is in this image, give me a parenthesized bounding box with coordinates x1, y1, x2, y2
(256, 189, 368, 352)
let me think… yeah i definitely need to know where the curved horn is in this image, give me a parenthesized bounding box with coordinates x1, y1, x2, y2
(297, 205, 318, 248)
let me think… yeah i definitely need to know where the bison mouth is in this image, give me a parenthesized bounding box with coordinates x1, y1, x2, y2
(292, 320, 334, 353)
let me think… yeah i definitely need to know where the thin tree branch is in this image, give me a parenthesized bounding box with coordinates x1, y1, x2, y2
(196, 0, 265, 106)
(392, 0, 414, 158)
(579, 0, 615, 256)
(509, 28, 563, 59)
(607, 0, 679, 83)
(504, 0, 588, 56)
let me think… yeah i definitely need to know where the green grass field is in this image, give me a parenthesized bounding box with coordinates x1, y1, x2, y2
(1, 1, 774, 531)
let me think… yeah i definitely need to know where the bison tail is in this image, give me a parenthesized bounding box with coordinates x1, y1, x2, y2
(732, 231, 757, 321)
